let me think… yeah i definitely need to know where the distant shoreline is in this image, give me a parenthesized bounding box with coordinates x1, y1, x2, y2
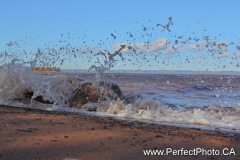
(61, 69, 240, 76)
(30, 68, 240, 76)
(32, 71, 61, 73)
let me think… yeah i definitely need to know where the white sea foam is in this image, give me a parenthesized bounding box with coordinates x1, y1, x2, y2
(82, 98, 240, 130)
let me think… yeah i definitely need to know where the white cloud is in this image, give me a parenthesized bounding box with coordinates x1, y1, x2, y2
(192, 54, 206, 59)
(234, 52, 240, 57)
(207, 41, 229, 53)
(160, 44, 186, 55)
(111, 38, 235, 57)
(215, 51, 232, 58)
(111, 38, 170, 55)
(195, 59, 202, 63)
(188, 40, 230, 54)
(188, 41, 208, 51)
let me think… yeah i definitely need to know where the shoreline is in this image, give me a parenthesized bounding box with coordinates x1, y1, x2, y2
(61, 70, 240, 76)
(0, 105, 240, 160)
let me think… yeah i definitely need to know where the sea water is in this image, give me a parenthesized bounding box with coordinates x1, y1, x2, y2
(0, 58, 240, 132)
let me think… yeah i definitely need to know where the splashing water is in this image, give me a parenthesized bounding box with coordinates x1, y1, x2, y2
(88, 44, 125, 88)
(1, 16, 240, 132)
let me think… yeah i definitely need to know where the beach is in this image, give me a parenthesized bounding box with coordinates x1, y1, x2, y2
(0, 105, 239, 160)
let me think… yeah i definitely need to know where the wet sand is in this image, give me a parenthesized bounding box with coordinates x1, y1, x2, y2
(0, 105, 239, 160)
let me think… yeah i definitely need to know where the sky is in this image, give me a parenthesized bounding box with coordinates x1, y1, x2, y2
(1, 0, 240, 72)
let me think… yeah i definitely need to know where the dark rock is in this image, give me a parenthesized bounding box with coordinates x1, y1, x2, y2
(51, 140, 57, 142)
(24, 91, 33, 99)
(5, 140, 12, 142)
(99, 81, 123, 99)
(35, 96, 53, 104)
(55, 122, 64, 124)
(70, 81, 123, 109)
(22, 90, 53, 104)
(155, 135, 164, 138)
(17, 129, 32, 132)
(28, 128, 38, 130)
(70, 83, 99, 109)
(122, 94, 142, 104)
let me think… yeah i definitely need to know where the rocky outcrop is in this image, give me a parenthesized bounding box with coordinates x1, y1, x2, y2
(99, 81, 123, 99)
(70, 81, 123, 109)
(70, 83, 99, 109)
(16, 78, 123, 109)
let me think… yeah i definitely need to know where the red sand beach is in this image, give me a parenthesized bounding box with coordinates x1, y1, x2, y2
(0, 105, 239, 160)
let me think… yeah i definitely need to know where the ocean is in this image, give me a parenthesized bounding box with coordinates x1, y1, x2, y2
(0, 63, 240, 132)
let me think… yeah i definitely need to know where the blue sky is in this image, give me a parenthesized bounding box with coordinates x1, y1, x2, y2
(1, 0, 240, 71)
